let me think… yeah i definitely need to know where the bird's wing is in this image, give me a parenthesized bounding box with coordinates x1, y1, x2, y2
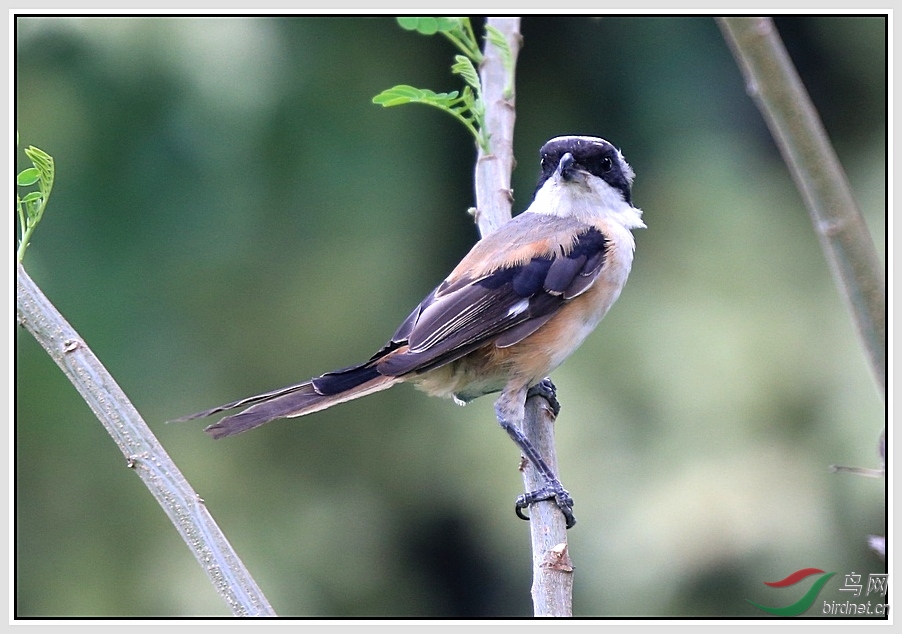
(374, 225, 608, 377)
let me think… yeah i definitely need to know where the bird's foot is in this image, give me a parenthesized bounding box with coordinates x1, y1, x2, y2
(515, 479, 576, 529)
(526, 377, 561, 417)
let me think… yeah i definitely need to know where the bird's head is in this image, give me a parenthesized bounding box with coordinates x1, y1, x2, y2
(531, 135, 643, 229)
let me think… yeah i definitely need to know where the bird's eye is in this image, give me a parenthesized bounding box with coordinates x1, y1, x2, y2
(600, 156, 613, 172)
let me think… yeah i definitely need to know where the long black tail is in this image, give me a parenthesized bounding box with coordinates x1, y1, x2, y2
(173, 364, 401, 438)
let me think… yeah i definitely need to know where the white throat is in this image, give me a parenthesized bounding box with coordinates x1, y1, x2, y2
(529, 175, 645, 231)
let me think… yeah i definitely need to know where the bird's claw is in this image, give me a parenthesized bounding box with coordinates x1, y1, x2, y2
(515, 483, 576, 529)
(526, 378, 561, 417)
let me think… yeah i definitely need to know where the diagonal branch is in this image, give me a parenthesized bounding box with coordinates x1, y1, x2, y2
(16, 262, 275, 617)
(718, 17, 886, 398)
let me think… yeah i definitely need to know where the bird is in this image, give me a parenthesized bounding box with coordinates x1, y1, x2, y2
(175, 135, 645, 528)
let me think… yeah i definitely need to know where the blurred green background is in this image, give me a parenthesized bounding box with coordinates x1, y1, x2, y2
(15, 16, 885, 617)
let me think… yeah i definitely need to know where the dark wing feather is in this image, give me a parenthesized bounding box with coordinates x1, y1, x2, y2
(549, 228, 607, 299)
(376, 227, 608, 376)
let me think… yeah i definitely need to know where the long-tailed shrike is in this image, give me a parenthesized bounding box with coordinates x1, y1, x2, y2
(176, 135, 645, 528)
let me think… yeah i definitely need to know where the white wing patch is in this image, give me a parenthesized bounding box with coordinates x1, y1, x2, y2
(506, 298, 530, 318)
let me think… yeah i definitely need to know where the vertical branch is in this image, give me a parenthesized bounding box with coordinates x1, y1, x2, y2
(521, 395, 575, 615)
(472, 20, 519, 237)
(717, 17, 886, 398)
(16, 263, 276, 617)
(473, 17, 574, 617)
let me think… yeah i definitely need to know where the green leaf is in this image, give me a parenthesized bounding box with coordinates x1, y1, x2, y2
(396, 17, 419, 30)
(396, 17, 434, 35)
(373, 85, 460, 108)
(23, 145, 55, 189)
(451, 55, 481, 92)
(435, 17, 465, 33)
(17, 167, 40, 186)
(484, 25, 516, 98)
(458, 85, 476, 112)
(20, 191, 43, 204)
(397, 17, 466, 35)
(16, 143, 55, 262)
(470, 95, 485, 119)
(484, 25, 513, 70)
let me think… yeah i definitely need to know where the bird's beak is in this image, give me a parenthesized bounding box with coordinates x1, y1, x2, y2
(556, 152, 579, 182)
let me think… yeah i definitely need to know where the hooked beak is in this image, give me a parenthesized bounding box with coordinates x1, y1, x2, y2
(556, 152, 579, 182)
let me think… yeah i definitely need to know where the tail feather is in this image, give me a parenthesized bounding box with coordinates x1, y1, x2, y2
(175, 351, 409, 439)
(205, 375, 400, 438)
(170, 381, 312, 423)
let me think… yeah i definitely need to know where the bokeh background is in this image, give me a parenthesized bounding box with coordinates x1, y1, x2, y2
(15, 16, 886, 617)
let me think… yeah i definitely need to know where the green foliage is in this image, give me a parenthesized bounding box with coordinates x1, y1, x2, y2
(451, 54, 480, 92)
(396, 17, 483, 61)
(374, 17, 512, 151)
(373, 84, 483, 148)
(484, 25, 515, 99)
(16, 142, 55, 262)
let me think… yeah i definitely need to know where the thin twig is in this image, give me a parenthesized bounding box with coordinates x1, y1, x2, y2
(717, 17, 886, 398)
(16, 263, 276, 617)
(473, 17, 574, 617)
